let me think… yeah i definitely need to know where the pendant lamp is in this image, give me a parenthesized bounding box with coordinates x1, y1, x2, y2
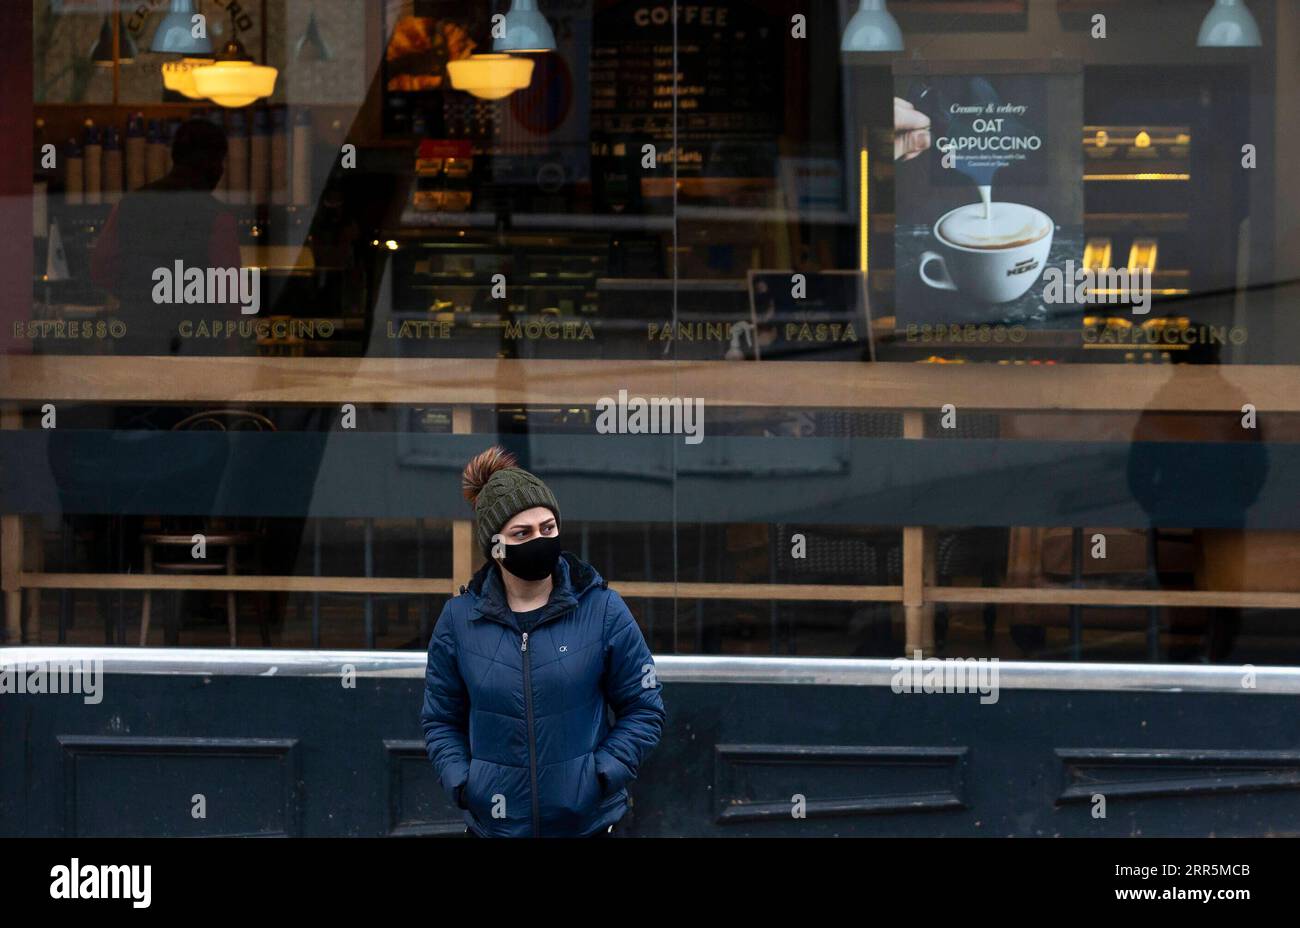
(191, 26, 278, 107)
(841, 0, 904, 52)
(151, 0, 215, 55)
(492, 0, 556, 53)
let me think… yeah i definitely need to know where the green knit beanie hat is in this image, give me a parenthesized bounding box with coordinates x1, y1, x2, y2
(462, 446, 561, 556)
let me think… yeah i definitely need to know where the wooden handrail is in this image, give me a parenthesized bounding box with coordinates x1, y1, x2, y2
(2, 356, 1299, 412)
(19, 572, 1300, 610)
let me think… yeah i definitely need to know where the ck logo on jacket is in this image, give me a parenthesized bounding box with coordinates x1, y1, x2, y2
(420, 552, 667, 837)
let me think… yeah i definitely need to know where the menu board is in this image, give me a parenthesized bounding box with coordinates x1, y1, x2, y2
(590, 0, 782, 179)
(893, 61, 1084, 330)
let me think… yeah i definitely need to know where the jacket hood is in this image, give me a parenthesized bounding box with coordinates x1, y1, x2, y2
(464, 551, 606, 628)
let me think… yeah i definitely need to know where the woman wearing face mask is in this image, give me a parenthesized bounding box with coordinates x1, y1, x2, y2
(421, 446, 667, 837)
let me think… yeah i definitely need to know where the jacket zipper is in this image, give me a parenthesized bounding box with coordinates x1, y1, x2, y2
(521, 630, 541, 836)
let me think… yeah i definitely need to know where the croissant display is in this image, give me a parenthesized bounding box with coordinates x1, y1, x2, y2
(386, 17, 477, 92)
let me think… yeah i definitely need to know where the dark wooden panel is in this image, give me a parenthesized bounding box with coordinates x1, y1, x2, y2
(383, 740, 465, 837)
(1056, 748, 1300, 802)
(3, 672, 1298, 836)
(59, 736, 301, 837)
(713, 744, 967, 822)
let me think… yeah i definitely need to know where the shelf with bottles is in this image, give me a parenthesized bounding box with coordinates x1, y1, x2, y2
(34, 105, 325, 221)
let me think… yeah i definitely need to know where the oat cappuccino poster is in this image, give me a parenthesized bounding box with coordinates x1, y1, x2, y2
(893, 61, 1083, 329)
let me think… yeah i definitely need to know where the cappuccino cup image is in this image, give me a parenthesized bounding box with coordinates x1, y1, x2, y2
(918, 202, 1054, 304)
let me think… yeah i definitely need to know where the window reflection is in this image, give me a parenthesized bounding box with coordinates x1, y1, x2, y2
(7, 0, 1300, 666)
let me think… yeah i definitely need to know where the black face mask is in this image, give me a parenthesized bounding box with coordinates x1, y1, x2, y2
(497, 534, 562, 582)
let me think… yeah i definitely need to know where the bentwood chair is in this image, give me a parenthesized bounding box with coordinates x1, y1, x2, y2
(138, 409, 275, 647)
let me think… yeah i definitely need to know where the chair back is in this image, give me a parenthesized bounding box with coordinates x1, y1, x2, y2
(164, 409, 277, 536)
(172, 409, 277, 432)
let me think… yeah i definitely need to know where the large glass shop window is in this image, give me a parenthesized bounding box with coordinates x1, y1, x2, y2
(6, 0, 1300, 666)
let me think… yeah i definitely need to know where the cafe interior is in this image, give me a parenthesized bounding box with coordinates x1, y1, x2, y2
(2, 0, 1299, 664)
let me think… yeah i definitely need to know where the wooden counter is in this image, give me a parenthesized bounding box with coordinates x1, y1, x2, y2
(2, 355, 1298, 411)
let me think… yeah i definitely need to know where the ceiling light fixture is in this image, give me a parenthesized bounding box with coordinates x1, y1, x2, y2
(492, 0, 556, 53)
(447, 53, 534, 100)
(295, 4, 335, 62)
(150, 0, 215, 55)
(191, 19, 278, 107)
(1197, 0, 1262, 47)
(91, 14, 138, 66)
(841, 0, 904, 52)
(161, 57, 212, 98)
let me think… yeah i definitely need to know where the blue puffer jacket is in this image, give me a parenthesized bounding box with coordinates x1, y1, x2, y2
(420, 551, 666, 837)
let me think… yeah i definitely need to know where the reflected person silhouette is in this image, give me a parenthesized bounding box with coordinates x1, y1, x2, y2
(55, 120, 246, 641)
(1126, 347, 1268, 662)
(91, 118, 244, 357)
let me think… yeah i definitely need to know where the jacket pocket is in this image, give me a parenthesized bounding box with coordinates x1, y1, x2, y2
(464, 758, 486, 816)
(593, 748, 633, 798)
(593, 753, 621, 801)
(573, 752, 602, 814)
(590, 752, 611, 800)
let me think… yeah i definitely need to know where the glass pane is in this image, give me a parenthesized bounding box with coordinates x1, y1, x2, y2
(5, 0, 1300, 667)
(668, 0, 1300, 664)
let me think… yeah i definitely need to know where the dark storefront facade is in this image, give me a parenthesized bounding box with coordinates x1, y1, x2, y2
(3, 0, 1300, 837)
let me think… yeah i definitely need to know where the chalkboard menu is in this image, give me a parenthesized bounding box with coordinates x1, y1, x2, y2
(590, 0, 783, 179)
